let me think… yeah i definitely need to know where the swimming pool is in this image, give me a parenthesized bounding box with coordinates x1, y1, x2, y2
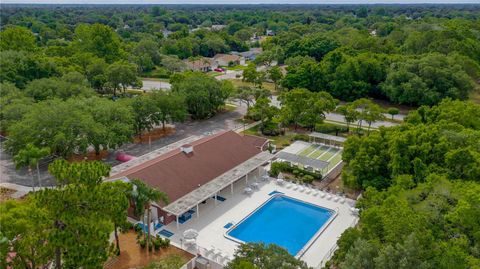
(226, 194, 336, 257)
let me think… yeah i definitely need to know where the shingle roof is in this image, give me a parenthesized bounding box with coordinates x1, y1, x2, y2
(213, 54, 241, 62)
(110, 131, 268, 207)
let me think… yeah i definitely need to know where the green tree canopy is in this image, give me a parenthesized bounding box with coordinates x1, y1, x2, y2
(172, 72, 232, 119)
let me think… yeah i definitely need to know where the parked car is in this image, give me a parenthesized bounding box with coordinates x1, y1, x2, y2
(214, 68, 225, 72)
(116, 151, 135, 162)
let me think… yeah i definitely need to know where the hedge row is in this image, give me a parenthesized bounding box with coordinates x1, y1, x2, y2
(269, 161, 322, 184)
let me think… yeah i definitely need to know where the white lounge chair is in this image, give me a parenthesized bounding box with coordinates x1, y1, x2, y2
(243, 187, 253, 195)
(305, 188, 312, 194)
(326, 194, 332, 200)
(333, 196, 340, 202)
(340, 198, 346, 204)
(286, 183, 292, 189)
(292, 184, 299, 190)
(313, 190, 319, 196)
(299, 186, 305, 192)
(320, 192, 326, 198)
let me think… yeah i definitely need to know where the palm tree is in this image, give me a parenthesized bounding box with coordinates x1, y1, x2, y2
(13, 144, 50, 191)
(131, 179, 168, 253)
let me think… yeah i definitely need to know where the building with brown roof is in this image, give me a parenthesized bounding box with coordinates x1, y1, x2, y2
(213, 54, 245, 67)
(109, 131, 272, 227)
(184, 57, 215, 72)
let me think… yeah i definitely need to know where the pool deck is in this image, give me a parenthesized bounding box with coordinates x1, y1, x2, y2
(161, 177, 358, 268)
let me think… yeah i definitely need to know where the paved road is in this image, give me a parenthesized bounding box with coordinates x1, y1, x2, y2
(141, 79, 171, 91)
(215, 70, 242, 80)
(269, 96, 404, 128)
(0, 102, 247, 187)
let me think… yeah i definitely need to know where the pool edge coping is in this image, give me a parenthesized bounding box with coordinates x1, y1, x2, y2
(223, 193, 339, 259)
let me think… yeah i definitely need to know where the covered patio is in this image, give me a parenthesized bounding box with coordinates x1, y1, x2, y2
(162, 151, 274, 230)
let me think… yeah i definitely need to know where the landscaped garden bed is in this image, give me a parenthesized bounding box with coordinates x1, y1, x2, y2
(269, 162, 322, 184)
(103, 230, 193, 269)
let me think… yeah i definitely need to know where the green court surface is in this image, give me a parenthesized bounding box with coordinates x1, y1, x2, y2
(318, 147, 339, 161)
(309, 146, 329, 159)
(298, 145, 318, 156)
(328, 150, 343, 167)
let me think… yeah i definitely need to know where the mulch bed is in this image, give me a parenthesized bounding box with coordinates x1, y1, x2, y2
(134, 127, 175, 144)
(104, 230, 194, 269)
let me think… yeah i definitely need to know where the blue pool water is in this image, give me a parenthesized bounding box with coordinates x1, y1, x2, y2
(227, 195, 334, 256)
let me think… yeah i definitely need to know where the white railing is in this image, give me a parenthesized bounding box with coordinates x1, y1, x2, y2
(317, 214, 359, 268)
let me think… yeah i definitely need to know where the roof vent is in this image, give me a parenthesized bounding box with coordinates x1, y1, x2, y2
(180, 144, 193, 154)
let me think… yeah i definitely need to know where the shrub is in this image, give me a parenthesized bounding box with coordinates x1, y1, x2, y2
(292, 134, 309, 142)
(303, 175, 315, 184)
(138, 238, 146, 248)
(161, 238, 170, 248)
(145, 67, 172, 79)
(269, 162, 291, 177)
(315, 123, 348, 135)
(269, 162, 322, 181)
(153, 236, 161, 250)
(261, 122, 283, 136)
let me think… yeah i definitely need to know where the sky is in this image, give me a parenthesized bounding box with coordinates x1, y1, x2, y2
(2, 0, 480, 4)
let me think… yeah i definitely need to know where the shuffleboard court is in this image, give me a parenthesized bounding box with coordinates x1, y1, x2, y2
(309, 146, 329, 159)
(318, 147, 340, 161)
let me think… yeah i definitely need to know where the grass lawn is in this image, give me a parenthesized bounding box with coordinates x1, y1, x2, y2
(229, 79, 278, 94)
(140, 77, 170, 83)
(228, 65, 248, 71)
(469, 88, 480, 105)
(207, 71, 223, 77)
(242, 125, 297, 149)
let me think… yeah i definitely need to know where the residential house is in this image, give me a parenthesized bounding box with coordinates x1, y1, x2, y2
(213, 54, 245, 67)
(184, 57, 215, 72)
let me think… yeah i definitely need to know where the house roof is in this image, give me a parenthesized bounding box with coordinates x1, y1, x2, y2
(110, 131, 268, 208)
(213, 54, 241, 63)
(184, 58, 213, 69)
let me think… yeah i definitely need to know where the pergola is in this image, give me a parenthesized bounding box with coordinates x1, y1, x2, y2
(309, 132, 346, 147)
(162, 151, 274, 229)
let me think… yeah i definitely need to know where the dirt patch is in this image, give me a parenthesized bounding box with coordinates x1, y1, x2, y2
(104, 230, 194, 269)
(69, 150, 110, 162)
(134, 127, 176, 144)
(0, 188, 16, 202)
(318, 174, 361, 200)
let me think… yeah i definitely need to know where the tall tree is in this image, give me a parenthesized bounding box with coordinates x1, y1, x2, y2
(267, 66, 283, 91)
(172, 72, 232, 119)
(151, 91, 187, 131)
(74, 23, 123, 63)
(131, 179, 168, 253)
(106, 61, 139, 96)
(0, 26, 36, 51)
(0, 199, 53, 269)
(227, 243, 309, 269)
(37, 160, 118, 269)
(13, 144, 50, 189)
